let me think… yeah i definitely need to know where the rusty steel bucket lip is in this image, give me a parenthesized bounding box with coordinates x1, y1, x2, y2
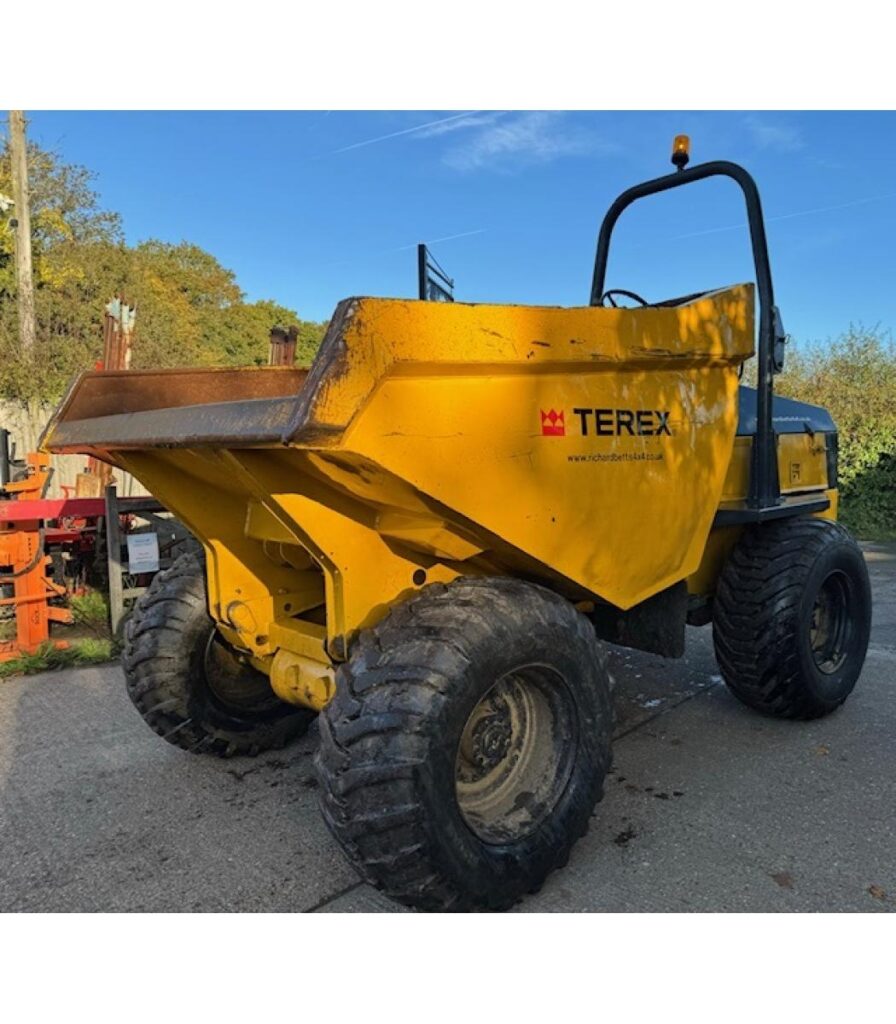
(42, 365, 311, 454)
(42, 299, 355, 454)
(53, 364, 308, 421)
(46, 395, 301, 452)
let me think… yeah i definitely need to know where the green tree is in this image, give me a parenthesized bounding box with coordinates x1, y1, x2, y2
(210, 299, 327, 367)
(0, 139, 122, 296)
(777, 326, 896, 537)
(0, 142, 328, 404)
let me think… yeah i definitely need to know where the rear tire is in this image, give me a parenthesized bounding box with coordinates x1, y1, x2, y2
(713, 517, 871, 719)
(315, 577, 613, 912)
(123, 552, 315, 757)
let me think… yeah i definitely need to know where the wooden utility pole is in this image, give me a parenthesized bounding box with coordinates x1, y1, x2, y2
(8, 111, 36, 357)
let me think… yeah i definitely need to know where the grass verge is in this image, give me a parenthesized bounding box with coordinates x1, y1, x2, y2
(70, 591, 113, 635)
(0, 637, 116, 679)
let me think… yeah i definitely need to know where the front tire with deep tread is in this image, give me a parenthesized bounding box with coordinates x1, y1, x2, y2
(315, 577, 613, 912)
(713, 517, 871, 720)
(123, 552, 315, 757)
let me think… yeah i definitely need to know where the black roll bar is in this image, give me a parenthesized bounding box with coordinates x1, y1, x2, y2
(418, 244, 455, 303)
(590, 160, 782, 510)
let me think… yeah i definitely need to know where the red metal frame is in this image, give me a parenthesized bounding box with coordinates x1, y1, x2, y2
(0, 497, 106, 522)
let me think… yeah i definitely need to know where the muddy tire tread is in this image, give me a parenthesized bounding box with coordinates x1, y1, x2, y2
(316, 576, 613, 911)
(713, 517, 870, 720)
(122, 552, 313, 757)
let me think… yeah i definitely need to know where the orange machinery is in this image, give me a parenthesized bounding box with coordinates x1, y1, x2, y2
(0, 451, 75, 661)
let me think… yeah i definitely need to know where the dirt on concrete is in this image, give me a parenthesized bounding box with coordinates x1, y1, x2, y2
(1, 544, 894, 913)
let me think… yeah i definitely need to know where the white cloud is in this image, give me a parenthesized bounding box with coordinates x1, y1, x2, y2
(415, 111, 504, 138)
(745, 115, 805, 152)
(328, 111, 482, 154)
(326, 111, 616, 171)
(434, 111, 614, 172)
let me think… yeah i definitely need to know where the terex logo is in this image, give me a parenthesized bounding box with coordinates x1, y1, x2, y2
(540, 409, 566, 436)
(540, 408, 674, 436)
(573, 408, 673, 436)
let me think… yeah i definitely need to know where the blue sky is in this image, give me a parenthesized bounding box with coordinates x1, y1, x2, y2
(22, 110, 896, 343)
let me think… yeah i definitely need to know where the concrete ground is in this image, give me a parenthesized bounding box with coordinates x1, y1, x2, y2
(1, 544, 894, 913)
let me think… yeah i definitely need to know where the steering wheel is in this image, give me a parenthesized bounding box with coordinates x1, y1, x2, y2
(599, 288, 650, 308)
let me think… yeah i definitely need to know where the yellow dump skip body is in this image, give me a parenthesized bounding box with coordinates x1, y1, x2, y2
(45, 286, 775, 696)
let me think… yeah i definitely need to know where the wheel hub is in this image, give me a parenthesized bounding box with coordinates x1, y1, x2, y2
(455, 668, 577, 845)
(461, 701, 513, 775)
(203, 630, 282, 714)
(809, 570, 852, 675)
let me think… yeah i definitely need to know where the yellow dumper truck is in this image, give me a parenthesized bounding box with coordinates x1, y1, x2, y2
(44, 140, 871, 911)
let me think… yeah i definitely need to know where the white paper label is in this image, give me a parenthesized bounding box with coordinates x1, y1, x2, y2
(126, 532, 160, 575)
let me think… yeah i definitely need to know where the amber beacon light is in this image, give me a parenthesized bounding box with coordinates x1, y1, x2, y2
(672, 134, 690, 169)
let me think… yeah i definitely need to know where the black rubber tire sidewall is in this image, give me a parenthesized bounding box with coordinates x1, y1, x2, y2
(415, 617, 607, 903)
(713, 518, 872, 719)
(124, 552, 314, 756)
(794, 533, 872, 710)
(317, 577, 613, 910)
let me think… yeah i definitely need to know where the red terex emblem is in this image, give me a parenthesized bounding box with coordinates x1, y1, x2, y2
(540, 409, 565, 436)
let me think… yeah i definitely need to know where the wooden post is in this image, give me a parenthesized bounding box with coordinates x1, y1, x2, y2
(8, 111, 36, 357)
(270, 324, 299, 366)
(285, 325, 298, 364)
(269, 325, 288, 365)
(105, 484, 124, 635)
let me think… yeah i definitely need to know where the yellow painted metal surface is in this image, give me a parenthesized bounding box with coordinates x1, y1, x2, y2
(686, 525, 743, 597)
(721, 432, 833, 500)
(267, 621, 335, 709)
(819, 488, 838, 521)
(45, 282, 838, 708)
(269, 648, 335, 709)
(689, 434, 837, 595)
(297, 288, 754, 611)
